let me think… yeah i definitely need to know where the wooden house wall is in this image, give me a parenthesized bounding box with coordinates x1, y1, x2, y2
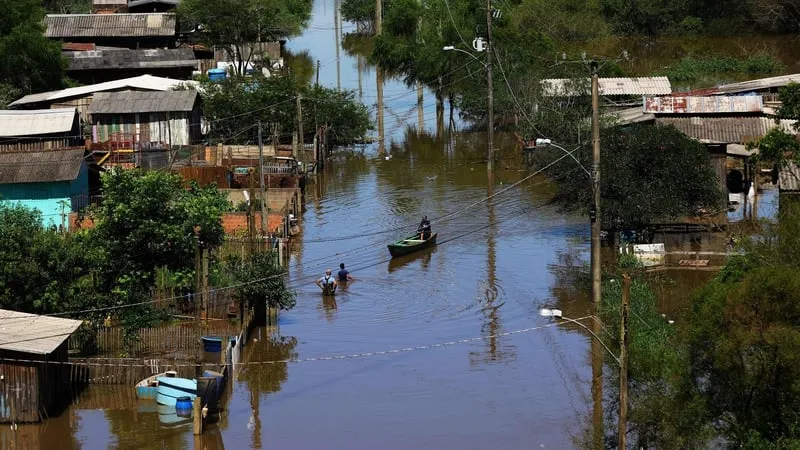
(94, 112, 192, 146)
(0, 342, 73, 424)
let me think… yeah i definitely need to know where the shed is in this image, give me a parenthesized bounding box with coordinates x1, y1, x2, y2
(90, 90, 203, 147)
(0, 149, 93, 227)
(540, 77, 672, 97)
(0, 109, 82, 152)
(45, 13, 177, 48)
(9, 75, 198, 121)
(0, 310, 83, 423)
(65, 47, 197, 84)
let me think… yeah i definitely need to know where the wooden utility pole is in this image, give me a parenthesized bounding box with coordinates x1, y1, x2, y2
(375, 0, 385, 154)
(297, 95, 304, 162)
(257, 121, 267, 243)
(486, 0, 494, 172)
(315, 60, 320, 87)
(248, 168, 256, 254)
(619, 273, 631, 450)
(590, 61, 601, 305)
(193, 226, 202, 378)
(202, 247, 209, 326)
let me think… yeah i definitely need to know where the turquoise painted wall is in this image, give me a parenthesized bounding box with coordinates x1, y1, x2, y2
(0, 163, 89, 228)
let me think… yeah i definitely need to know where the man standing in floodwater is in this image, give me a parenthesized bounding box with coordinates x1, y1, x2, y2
(316, 268, 337, 295)
(337, 263, 354, 283)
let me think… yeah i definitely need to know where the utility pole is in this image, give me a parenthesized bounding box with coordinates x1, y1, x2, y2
(202, 246, 209, 327)
(375, 0, 385, 154)
(257, 121, 267, 244)
(193, 226, 202, 377)
(335, 0, 341, 92)
(486, 0, 494, 172)
(248, 168, 256, 254)
(619, 273, 631, 450)
(417, 81, 424, 133)
(315, 59, 320, 87)
(297, 95, 304, 162)
(590, 61, 601, 305)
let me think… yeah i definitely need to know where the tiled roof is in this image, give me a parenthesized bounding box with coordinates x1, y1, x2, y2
(0, 309, 83, 355)
(541, 77, 672, 97)
(655, 116, 797, 144)
(45, 13, 176, 38)
(89, 89, 199, 114)
(10, 75, 197, 106)
(66, 48, 196, 71)
(0, 109, 78, 137)
(0, 149, 86, 184)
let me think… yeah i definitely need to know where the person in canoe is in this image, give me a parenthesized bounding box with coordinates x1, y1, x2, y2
(316, 269, 337, 295)
(337, 263, 354, 283)
(417, 215, 432, 240)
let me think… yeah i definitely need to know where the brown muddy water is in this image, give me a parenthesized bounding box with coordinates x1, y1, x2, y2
(10, 0, 789, 447)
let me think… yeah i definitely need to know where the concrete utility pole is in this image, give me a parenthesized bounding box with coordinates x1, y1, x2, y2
(257, 121, 267, 242)
(619, 273, 631, 450)
(590, 61, 601, 304)
(486, 0, 494, 172)
(376, 0, 385, 153)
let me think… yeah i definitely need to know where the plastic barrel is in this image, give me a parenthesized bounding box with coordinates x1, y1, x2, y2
(175, 396, 193, 416)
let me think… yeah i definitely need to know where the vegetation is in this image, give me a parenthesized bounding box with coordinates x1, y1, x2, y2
(528, 124, 723, 237)
(228, 252, 296, 311)
(199, 73, 371, 148)
(0, 0, 66, 100)
(178, 0, 313, 76)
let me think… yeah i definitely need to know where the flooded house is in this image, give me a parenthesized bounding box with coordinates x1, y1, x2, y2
(0, 310, 83, 424)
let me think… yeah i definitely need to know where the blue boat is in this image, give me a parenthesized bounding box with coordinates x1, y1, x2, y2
(156, 376, 197, 406)
(135, 370, 177, 400)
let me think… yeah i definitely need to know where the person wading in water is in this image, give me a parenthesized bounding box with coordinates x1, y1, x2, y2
(337, 263, 354, 283)
(316, 268, 337, 295)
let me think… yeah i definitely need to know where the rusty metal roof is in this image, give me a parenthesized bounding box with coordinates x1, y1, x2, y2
(0, 310, 83, 355)
(0, 108, 78, 137)
(90, 89, 199, 114)
(45, 13, 176, 38)
(541, 77, 672, 97)
(0, 149, 86, 185)
(655, 116, 797, 144)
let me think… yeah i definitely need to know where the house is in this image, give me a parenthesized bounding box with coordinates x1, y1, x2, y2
(91, 0, 128, 13)
(9, 75, 198, 121)
(65, 47, 197, 84)
(127, 0, 178, 13)
(540, 77, 672, 97)
(45, 13, 178, 49)
(0, 109, 83, 152)
(0, 309, 83, 423)
(0, 149, 95, 228)
(89, 89, 203, 148)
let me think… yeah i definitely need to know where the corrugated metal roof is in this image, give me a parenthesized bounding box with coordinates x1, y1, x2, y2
(92, 0, 127, 5)
(90, 89, 199, 114)
(715, 74, 800, 95)
(644, 95, 764, 114)
(0, 109, 78, 137)
(605, 107, 655, 125)
(0, 149, 86, 184)
(10, 75, 197, 106)
(779, 162, 800, 192)
(0, 309, 82, 355)
(655, 116, 797, 144)
(66, 48, 196, 71)
(45, 13, 176, 38)
(541, 77, 672, 97)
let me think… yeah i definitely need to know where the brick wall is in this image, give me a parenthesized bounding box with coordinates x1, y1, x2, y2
(68, 212, 284, 235)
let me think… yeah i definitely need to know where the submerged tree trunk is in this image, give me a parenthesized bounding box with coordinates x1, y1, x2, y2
(435, 90, 444, 137)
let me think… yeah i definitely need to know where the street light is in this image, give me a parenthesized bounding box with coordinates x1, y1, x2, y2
(533, 139, 591, 178)
(443, 43, 493, 172)
(539, 308, 620, 365)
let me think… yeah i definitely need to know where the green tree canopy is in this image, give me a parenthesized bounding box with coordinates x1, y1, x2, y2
(178, 0, 312, 76)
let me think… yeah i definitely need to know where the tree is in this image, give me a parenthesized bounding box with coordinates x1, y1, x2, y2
(685, 204, 800, 446)
(777, 82, 800, 132)
(0, 0, 66, 94)
(529, 124, 723, 237)
(229, 252, 296, 311)
(178, 0, 312, 76)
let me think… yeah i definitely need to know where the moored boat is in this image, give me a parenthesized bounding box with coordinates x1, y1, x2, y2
(135, 370, 177, 400)
(156, 376, 197, 406)
(387, 232, 437, 258)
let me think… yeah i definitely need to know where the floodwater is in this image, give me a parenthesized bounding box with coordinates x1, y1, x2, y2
(11, 1, 792, 448)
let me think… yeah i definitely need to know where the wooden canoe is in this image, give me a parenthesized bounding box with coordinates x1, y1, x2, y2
(387, 232, 437, 258)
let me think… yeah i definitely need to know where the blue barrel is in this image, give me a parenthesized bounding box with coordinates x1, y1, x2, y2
(208, 69, 226, 82)
(175, 396, 193, 415)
